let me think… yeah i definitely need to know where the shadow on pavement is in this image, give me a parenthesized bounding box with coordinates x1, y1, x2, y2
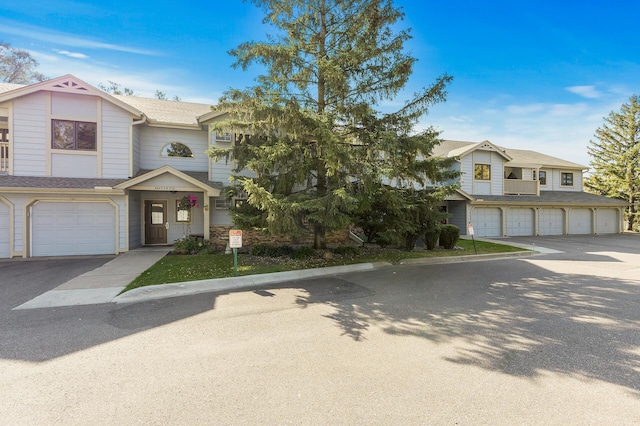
(1, 234, 639, 396)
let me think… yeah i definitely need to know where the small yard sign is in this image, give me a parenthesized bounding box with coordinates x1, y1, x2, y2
(468, 222, 477, 254)
(229, 229, 243, 248)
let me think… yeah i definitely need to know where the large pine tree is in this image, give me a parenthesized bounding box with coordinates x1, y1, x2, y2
(585, 95, 640, 231)
(209, 0, 458, 248)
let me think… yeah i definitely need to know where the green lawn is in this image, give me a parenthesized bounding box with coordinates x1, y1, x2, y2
(122, 239, 526, 293)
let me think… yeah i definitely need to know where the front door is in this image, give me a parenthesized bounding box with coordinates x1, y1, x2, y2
(145, 200, 168, 244)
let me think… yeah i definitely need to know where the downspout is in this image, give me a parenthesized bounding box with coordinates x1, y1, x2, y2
(129, 115, 147, 178)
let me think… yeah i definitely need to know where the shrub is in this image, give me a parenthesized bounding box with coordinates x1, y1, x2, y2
(292, 246, 316, 259)
(250, 243, 294, 257)
(439, 224, 460, 249)
(173, 236, 208, 255)
(332, 245, 360, 256)
(423, 226, 441, 250)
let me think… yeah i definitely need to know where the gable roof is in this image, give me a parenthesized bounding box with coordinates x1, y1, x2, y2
(445, 140, 512, 161)
(434, 140, 587, 170)
(0, 74, 216, 129)
(0, 75, 144, 118)
(112, 95, 214, 129)
(0, 82, 24, 94)
(114, 165, 221, 197)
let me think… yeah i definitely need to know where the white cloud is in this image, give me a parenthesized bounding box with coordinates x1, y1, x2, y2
(566, 85, 602, 99)
(54, 49, 89, 59)
(0, 20, 157, 55)
(506, 103, 545, 115)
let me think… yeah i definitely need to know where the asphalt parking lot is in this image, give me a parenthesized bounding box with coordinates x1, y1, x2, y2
(1, 234, 639, 424)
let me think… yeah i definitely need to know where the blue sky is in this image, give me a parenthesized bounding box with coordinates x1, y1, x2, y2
(1, 0, 639, 167)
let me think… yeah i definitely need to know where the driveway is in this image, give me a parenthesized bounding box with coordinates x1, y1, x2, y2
(0, 256, 113, 311)
(1, 234, 639, 424)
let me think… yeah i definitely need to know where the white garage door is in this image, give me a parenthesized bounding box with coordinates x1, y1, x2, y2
(0, 202, 9, 258)
(596, 209, 618, 234)
(569, 208, 592, 235)
(539, 208, 564, 236)
(471, 208, 502, 237)
(507, 208, 534, 236)
(32, 201, 116, 257)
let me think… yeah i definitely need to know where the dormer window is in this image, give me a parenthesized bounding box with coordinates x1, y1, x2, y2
(52, 120, 97, 151)
(161, 142, 193, 158)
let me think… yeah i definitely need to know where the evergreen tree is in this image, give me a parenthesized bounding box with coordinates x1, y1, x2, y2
(209, 0, 458, 248)
(585, 95, 640, 231)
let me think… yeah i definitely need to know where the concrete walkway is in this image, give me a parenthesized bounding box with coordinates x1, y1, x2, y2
(14, 247, 172, 310)
(14, 239, 551, 310)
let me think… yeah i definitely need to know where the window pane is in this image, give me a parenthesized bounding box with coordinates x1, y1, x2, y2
(162, 142, 193, 158)
(76, 122, 97, 150)
(176, 209, 190, 222)
(539, 171, 546, 185)
(176, 200, 191, 222)
(52, 120, 75, 149)
(474, 164, 490, 180)
(151, 203, 164, 224)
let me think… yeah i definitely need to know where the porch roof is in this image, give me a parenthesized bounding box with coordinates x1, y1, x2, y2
(470, 191, 628, 206)
(0, 174, 127, 190)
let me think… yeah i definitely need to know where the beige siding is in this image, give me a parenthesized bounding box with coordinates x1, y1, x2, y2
(459, 155, 473, 193)
(551, 169, 583, 192)
(140, 127, 209, 172)
(102, 100, 131, 178)
(51, 153, 98, 177)
(128, 192, 142, 248)
(490, 152, 504, 195)
(12, 93, 47, 176)
(51, 92, 97, 119)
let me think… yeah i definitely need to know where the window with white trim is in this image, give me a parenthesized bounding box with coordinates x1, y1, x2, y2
(176, 200, 191, 222)
(474, 164, 491, 180)
(52, 120, 97, 150)
(561, 172, 573, 186)
(214, 199, 232, 209)
(215, 132, 233, 143)
(162, 142, 193, 158)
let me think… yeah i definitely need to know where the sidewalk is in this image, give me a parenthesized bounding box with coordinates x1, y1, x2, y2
(14, 240, 549, 310)
(14, 247, 172, 310)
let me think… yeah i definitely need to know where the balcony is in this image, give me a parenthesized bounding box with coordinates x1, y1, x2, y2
(504, 179, 539, 195)
(0, 127, 7, 173)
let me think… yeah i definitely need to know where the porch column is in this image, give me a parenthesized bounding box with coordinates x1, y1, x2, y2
(204, 192, 211, 242)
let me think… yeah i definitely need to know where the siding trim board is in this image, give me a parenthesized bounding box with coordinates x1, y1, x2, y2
(0, 196, 13, 258)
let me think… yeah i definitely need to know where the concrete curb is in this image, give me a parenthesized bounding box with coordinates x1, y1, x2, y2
(113, 250, 540, 305)
(399, 250, 536, 265)
(113, 261, 392, 304)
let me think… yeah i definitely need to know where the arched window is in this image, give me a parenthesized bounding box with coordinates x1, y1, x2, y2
(161, 142, 193, 158)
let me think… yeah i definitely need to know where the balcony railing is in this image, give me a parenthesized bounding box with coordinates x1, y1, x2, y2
(0, 142, 8, 173)
(504, 179, 539, 195)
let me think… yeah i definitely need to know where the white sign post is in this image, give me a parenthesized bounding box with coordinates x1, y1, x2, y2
(467, 223, 477, 254)
(229, 230, 243, 276)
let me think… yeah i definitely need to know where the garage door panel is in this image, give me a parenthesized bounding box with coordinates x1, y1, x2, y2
(540, 208, 564, 235)
(569, 209, 592, 235)
(32, 202, 116, 257)
(597, 209, 618, 234)
(472, 208, 501, 237)
(507, 208, 534, 236)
